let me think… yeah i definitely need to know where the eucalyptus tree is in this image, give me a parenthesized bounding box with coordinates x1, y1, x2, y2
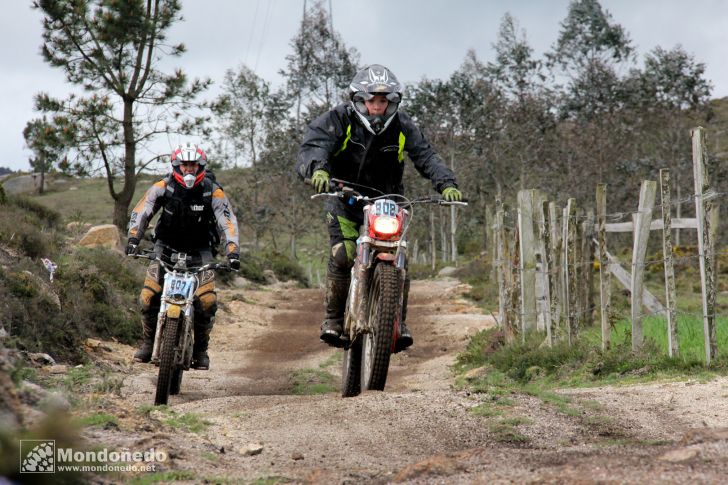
(33, 0, 210, 228)
(487, 13, 557, 194)
(548, 0, 634, 192)
(280, 0, 359, 127)
(627, 46, 713, 203)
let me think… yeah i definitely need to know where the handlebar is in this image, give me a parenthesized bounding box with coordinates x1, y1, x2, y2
(309, 185, 468, 208)
(129, 251, 237, 273)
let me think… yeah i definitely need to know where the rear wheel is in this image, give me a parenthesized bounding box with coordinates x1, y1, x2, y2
(341, 337, 362, 397)
(155, 316, 180, 406)
(361, 264, 400, 391)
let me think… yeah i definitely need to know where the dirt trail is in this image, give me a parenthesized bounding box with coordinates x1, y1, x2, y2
(86, 277, 728, 483)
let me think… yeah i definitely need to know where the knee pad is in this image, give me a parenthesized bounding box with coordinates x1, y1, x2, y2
(331, 241, 356, 270)
(195, 281, 217, 317)
(139, 278, 161, 313)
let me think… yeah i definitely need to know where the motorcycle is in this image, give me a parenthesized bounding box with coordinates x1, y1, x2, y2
(132, 249, 234, 405)
(311, 179, 467, 397)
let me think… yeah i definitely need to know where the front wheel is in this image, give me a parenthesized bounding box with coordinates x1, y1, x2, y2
(341, 337, 362, 397)
(361, 264, 400, 391)
(155, 316, 180, 406)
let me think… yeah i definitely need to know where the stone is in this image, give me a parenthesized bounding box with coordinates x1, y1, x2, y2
(437, 266, 458, 277)
(78, 224, 122, 252)
(239, 443, 264, 456)
(48, 365, 67, 374)
(27, 353, 56, 366)
(291, 452, 304, 461)
(1, 174, 44, 195)
(463, 366, 487, 381)
(659, 447, 698, 463)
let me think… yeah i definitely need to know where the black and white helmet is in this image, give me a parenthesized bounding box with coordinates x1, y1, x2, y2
(349, 64, 403, 135)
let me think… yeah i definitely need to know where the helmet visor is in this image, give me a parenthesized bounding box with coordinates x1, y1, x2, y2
(352, 92, 402, 104)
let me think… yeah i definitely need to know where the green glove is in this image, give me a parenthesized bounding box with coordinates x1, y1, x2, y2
(311, 169, 330, 194)
(442, 187, 462, 202)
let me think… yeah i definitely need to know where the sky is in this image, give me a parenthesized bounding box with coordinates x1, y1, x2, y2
(3, 0, 728, 171)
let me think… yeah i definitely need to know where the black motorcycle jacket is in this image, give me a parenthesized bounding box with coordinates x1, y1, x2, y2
(296, 103, 458, 197)
(128, 173, 240, 255)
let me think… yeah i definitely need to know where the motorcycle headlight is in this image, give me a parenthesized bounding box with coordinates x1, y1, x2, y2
(372, 216, 400, 238)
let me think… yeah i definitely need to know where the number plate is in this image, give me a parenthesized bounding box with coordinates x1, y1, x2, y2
(373, 199, 399, 217)
(165, 274, 195, 298)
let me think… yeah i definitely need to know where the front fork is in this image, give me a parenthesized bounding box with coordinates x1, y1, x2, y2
(344, 242, 408, 342)
(151, 300, 193, 368)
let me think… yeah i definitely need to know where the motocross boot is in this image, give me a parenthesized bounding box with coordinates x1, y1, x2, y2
(133, 313, 156, 363)
(394, 277, 413, 353)
(320, 273, 350, 348)
(192, 318, 214, 370)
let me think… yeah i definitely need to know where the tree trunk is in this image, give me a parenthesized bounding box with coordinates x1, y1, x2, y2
(430, 208, 436, 271)
(38, 160, 46, 195)
(113, 99, 138, 230)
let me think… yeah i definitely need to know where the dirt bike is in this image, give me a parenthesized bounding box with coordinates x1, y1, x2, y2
(311, 179, 467, 397)
(132, 249, 234, 405)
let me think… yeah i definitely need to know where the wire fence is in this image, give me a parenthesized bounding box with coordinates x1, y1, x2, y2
(491, 132, 725, 364)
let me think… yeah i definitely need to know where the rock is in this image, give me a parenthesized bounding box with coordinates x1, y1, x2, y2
(0, 371, 24, 428)
(262, 269, 278, 285)
(39, 392, 71, 412)
(437, 266, 458, 277)
(48, 365, 67, 374)
(78, 224, 122, 252)
(463, 366, 487, 381)
(0, 325, 7, 338)
(239, 443, 264, 456)
(27, 353, 56, 366)
(659, 447, 699, 463)
(291, 452, 304, 461)
(1, 173, 44, 195)
(18, 381, 48, 406)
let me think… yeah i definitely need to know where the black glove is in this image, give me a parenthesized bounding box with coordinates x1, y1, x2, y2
(228, 253, 240, 271)
(126, 237, 139, 256)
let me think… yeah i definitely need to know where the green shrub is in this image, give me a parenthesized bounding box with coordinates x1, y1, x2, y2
(55, 248, 142, 344)
(12, 196, 61, 228)
(233, 250, 309, 287)
(263, 250, 308, 287)
(0, 265, 85, 362)
(0, 198, 62, 258)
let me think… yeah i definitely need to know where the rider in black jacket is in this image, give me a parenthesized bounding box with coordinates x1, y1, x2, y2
(296, 64, 462, 350)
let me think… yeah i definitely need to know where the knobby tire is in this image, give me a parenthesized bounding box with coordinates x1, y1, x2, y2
(362, 264, 399, 391)
(155, 316, 180, 405)
(341, 337, 362, 397)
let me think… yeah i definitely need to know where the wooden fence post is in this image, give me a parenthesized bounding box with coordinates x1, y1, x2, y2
(564, 199, 578, 346)
(517, 190, 537, 335)
(580, 211, 595, 327)
(542, 201, 554, 346)
(596, 184, 610, 350)
(631, 180, 657, 351)
(495, 198, 506, 330)
(549, 202, 562, 335)
(430, 207, 436, 271)
(692, 126, 717, 364)
(659, 169, 679, 358)
(509, 219, 522, 342)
